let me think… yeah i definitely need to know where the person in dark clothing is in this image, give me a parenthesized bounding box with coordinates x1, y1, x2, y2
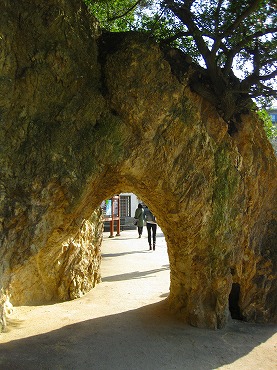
(144, 206, 157, 250)
(134, 203, 144, 238)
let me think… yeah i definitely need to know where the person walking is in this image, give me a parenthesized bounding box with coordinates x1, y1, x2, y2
(144, 206, 157, 250)
(134, 203, 144, 238)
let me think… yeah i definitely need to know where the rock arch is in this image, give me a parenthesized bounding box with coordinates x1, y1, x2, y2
(0, 0, 276, 329)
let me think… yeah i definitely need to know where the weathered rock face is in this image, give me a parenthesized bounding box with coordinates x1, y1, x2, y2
(0, 0, 276, 328)
(7, 209, 103, 305)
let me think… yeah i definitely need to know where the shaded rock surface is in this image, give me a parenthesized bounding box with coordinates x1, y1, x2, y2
(0, 0, 276, 328)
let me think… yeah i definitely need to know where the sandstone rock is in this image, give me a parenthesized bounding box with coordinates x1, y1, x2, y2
(7, 209, 103, 305)
(0, 0, 276, 328)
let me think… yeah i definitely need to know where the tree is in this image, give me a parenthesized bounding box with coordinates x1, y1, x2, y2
(85, 0, 277, 130)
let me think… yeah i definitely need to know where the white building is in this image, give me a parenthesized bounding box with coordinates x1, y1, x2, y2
(102, 193, 142, 231)
(119, 193, 142, 228)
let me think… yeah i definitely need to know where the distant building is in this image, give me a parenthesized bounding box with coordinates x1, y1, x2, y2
(120, 192, 141, 224)
(102, 193, 142, 231)
(268, 107, 277, 124)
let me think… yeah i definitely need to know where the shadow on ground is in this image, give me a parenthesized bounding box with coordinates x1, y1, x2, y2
(102, 250, 148, 258)
(101, 265, 169, 282)
(0, 300, 276, 370)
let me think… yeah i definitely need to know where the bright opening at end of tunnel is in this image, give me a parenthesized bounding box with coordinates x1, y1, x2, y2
(99, 193, 170, 313)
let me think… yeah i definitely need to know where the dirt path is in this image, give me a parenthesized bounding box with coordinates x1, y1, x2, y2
(0, 229, 276, 369)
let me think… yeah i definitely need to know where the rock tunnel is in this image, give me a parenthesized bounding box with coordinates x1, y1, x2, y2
(0, 0, 276, 329)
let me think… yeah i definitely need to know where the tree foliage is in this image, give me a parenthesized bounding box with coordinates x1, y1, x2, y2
(85, 0, 277, 126)
(257, 109, 277, 139)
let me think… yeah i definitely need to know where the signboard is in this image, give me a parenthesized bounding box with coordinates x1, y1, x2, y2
(101, 195, 120, 237)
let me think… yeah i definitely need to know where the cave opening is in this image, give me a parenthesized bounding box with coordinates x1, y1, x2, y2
(229, 283, 243, 320)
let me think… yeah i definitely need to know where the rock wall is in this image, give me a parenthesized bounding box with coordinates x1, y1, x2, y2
(0, 0, 276, 328)
(7, 209, 103, 305)
(0, 0, 104, 304)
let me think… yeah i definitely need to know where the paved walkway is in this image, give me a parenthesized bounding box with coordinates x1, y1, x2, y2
(0, 229, 276, 369)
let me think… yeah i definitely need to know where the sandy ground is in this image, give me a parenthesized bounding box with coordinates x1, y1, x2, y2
(0, 228, 276, 370)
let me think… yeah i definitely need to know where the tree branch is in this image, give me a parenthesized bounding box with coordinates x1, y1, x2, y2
(223, 28, 277, 77)
(164, 1, 212, 65)
(241, 67, 277, 91)
(259, 69, 277, 81)
(107, 0, 142, 22)
(161, 30, 192, 44)
(214, 0, 224, 34)
(222, 0, 261, 37)
(249, 84, 277, 98)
